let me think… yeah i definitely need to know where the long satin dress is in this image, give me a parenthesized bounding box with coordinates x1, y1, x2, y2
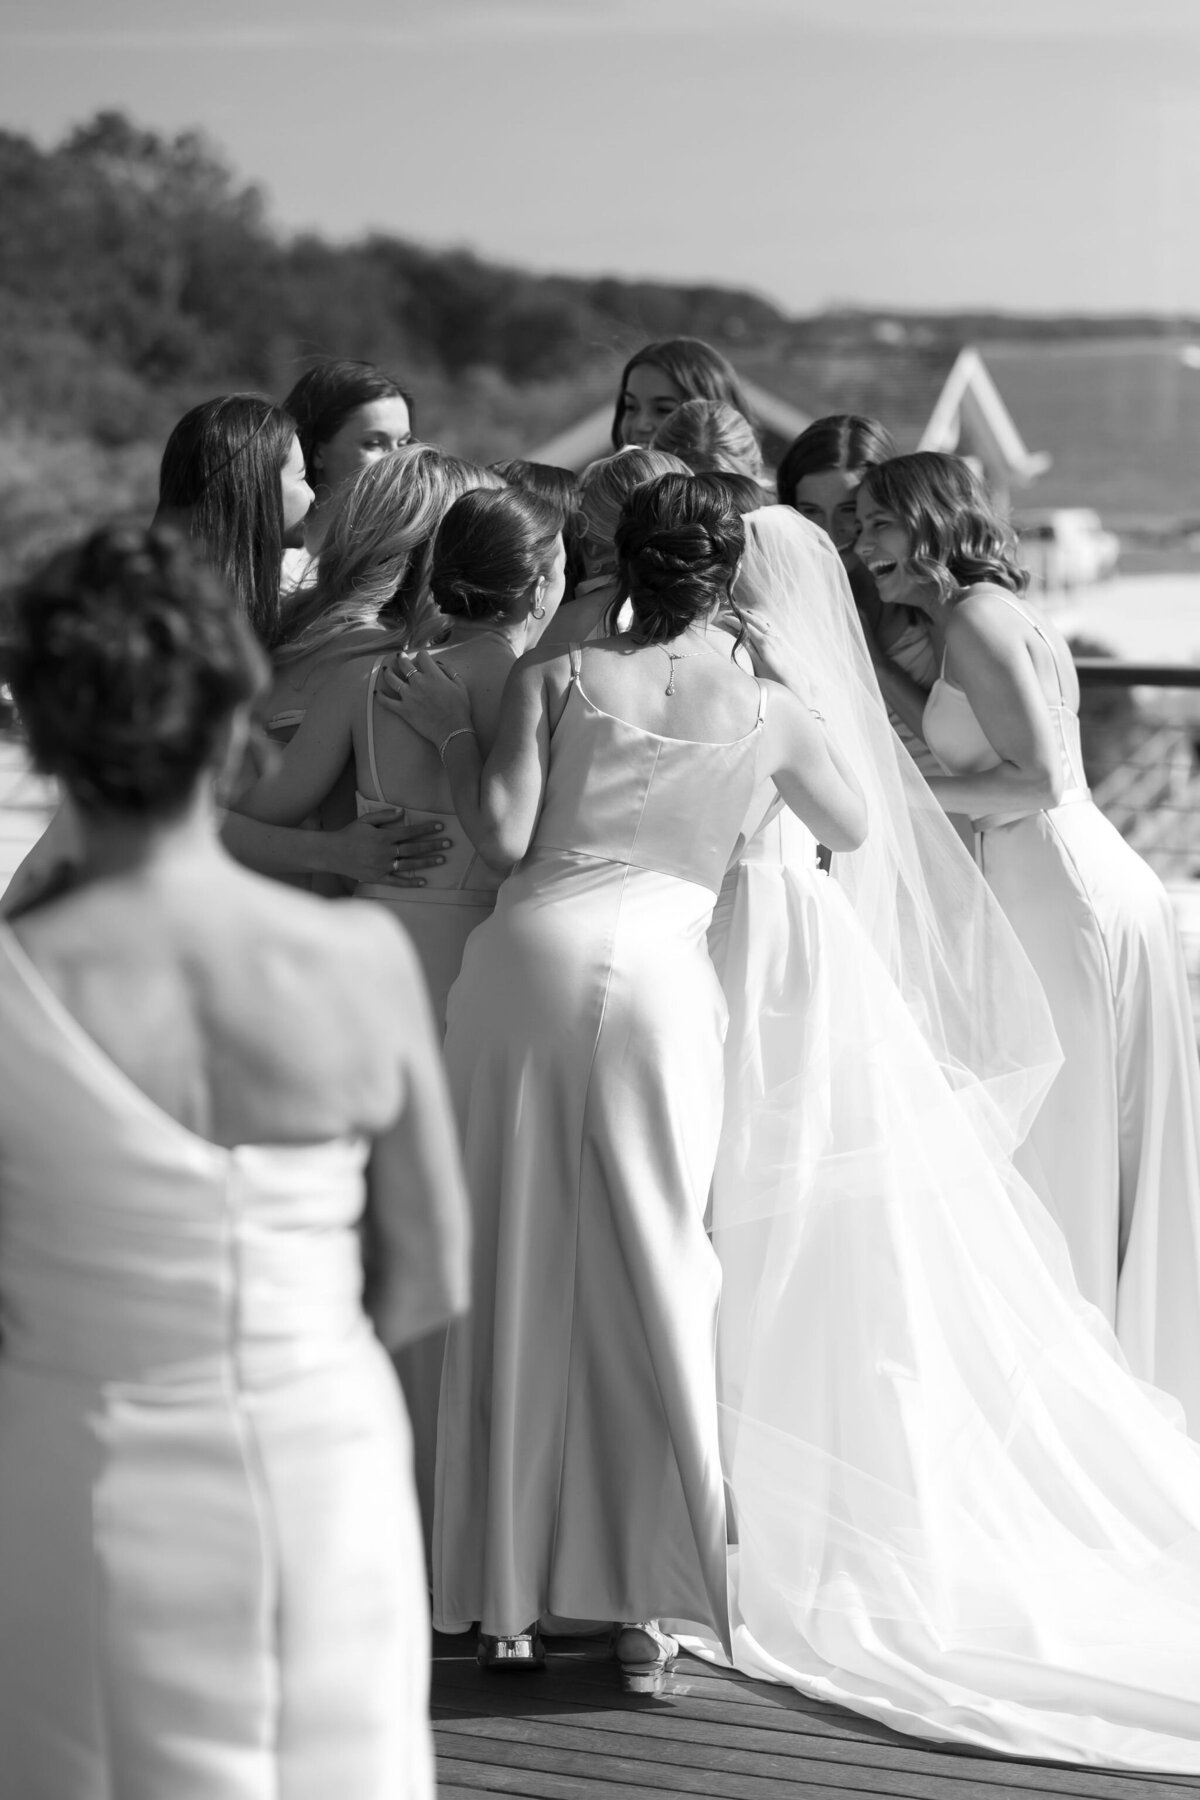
(352, 654, 503, 1553)
(0, 925, 433, 1800)
(433, 648, 765, 1643)
(923, 593, 1200, 1430)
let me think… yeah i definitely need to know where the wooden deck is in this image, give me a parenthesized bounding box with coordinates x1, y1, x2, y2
(431, 1632, 1200, 1800)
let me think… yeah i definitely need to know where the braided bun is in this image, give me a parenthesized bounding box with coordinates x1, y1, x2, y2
(614, 473, 744, 644)
(3, 524, 267, 815)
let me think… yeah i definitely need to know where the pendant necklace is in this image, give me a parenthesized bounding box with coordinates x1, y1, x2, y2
(659, 645, 700, 696)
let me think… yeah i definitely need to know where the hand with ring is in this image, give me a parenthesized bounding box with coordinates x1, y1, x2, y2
(378, 650, 472, 746)
(324, 809, 453, 887)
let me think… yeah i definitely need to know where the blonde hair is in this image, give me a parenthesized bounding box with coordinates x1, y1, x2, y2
(578, 447, 691, 559)
(651, 399, 765, 482)
(275, 445, 496, 665)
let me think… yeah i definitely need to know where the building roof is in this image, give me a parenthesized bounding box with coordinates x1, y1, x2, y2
(917, 347, 1051, 486)
(530, 344, 1047, 496)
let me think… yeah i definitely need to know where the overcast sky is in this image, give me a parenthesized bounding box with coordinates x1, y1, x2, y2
(3, 0, 1200, 317)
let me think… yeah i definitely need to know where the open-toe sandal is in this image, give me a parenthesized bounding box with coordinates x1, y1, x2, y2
(613, 1620, 679, 1695)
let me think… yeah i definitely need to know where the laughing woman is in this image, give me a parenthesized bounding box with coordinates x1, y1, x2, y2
(860, 451, 1200, 1427)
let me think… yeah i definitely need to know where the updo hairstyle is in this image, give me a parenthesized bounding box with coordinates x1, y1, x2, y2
(861, 453, 1027, 604)
(430, 488, 562, 624)
(490, 459, 585, 591)
(651, 399, 765, 482)
(4, 524, 267, 816)
(615, 472, 745, 645)
(611, 337, 753, 450)
(157, 393, 296, 648)
(776, 414, 894, 507)
(577, 447, 690, 558)
(691, 469, 770, 518)
(281, 359, 415, 486)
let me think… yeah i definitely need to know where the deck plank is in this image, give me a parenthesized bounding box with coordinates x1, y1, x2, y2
(431, 1636, 1200, 1800)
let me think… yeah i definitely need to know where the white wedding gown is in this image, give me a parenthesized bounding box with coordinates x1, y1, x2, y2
(700, 799, 1200, 1770)
(685, 511, 1200, 1773)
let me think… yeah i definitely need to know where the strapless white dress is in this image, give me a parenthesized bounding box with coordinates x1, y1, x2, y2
(0, 924, 433, 1800)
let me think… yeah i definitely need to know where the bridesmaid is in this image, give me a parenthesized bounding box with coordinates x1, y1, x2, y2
(652, 398, 768, 489)
(237, 487, 567, 1550)
(489, 460, 586, 602)
(388, 474, 865, 1686)
(246, 445, 502, 897)
(238, 485, 566, 1028)
(538, 446, 689, 646)
(612, 337, 752, 450)
(858, 450, 1200, 1427)
(777, 415, 944, 781)
(3, 396, 424, 911)
(0, 523, 468, 1797)
(279, 358, 415, 584)
(153, 393, 312, 649)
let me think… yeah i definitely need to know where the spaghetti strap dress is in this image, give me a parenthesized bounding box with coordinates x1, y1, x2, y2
(923, 593, 1200, 1429)
(354, 654, 502, 1032)
(352, 653, 503, 1560)
(433, 646, 765, 1644)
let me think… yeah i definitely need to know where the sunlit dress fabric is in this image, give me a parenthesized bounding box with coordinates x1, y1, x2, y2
(689, 783, 1200, 1774)
(0, 924, 432, 1800)
(924, 594, 1200, 1430)
(433, 650, 764, 1645)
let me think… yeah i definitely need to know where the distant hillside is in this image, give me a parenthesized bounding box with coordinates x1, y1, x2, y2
(3, 109, 1199, 577)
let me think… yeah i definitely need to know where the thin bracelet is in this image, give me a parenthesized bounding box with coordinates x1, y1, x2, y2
(438, 726, 476, 765)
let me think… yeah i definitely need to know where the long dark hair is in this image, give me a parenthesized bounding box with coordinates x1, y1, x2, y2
(281, 359, 414, 485)
(156, 394, 296, 648)
(775, 414, 894, 507)
(862, 453, 1027, 604)
(611, 338, 752, 451)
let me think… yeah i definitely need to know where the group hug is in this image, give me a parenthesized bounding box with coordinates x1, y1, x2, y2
(3, 336, 1200, 1799)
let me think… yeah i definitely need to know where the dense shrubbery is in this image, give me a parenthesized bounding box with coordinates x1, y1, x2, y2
(3, 110, 1191, 583)
(0, 111, 796, 578)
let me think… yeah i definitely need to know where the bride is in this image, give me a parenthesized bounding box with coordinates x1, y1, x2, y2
(698, 504, 1200, 1771)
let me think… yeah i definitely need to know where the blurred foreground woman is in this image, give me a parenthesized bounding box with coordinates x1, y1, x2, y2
(0, 527, 468, 1800)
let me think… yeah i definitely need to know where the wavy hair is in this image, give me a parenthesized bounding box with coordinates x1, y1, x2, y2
(651, 398, 765, 481)
(775, 414, 894, 508)
(280, 359, 414, 485)
(156, 394, 296, 648)
(274, 446, 497, 667)
(615, 472, 745, 645)
(862, 453, 1027, 604)
(611, 338, 752, 451)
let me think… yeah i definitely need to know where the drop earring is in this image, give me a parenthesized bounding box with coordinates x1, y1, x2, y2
(531, 580, 547, 621)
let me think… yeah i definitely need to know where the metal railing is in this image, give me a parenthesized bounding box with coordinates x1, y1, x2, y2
(1074, 659, 1200, 1030)
(1074, 659, 1200, 882)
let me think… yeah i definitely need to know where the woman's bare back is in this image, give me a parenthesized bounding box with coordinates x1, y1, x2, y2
(10, 858, 415, 1148)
